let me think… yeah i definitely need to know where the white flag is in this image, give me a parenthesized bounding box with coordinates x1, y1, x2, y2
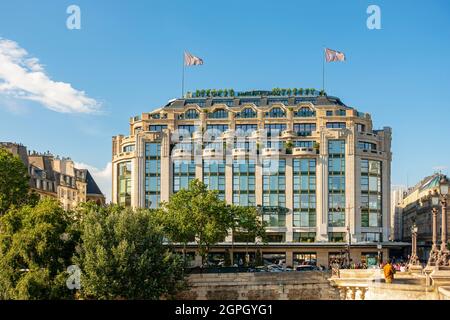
(325, 48, 346, 62)
(184, 51, 204, 66)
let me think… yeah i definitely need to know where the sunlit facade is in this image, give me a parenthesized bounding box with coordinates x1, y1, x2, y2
(112, 90, 398, 267)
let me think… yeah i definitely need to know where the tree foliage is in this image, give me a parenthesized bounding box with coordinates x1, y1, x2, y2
(74, 205, 186, 300)
(0, 198, 77, 299)
(158, 180, 232, 264)
(0, 148, 33, 215)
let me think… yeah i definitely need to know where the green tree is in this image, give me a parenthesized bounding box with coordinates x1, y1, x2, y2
(230, 206, 266, 264)
(0, 148, 32, 215)
(75, 205, 186, 300)
(0, 198, 77, 299)
(160, 180, 232, 265)
(229, 89, 235, 97)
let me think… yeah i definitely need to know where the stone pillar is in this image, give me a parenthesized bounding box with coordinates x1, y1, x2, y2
(285, 251, 294, 268)
(285, 157, 293, 242)
(432, 207, 438, 251)
(441, 197, 448, 252)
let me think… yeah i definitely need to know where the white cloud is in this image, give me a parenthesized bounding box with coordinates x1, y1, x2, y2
(75, 162, 112, 203)
(0, 38, 100, 113)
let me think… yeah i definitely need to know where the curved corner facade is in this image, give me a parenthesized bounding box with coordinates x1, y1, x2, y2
(112, 92, 395, 267)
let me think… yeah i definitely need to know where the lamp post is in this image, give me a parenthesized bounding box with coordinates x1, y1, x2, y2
(409, 223, 419, 266)
(439, 177, 448, 253)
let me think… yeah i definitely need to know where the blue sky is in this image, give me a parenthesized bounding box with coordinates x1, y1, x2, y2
(0, 0, 449, 199)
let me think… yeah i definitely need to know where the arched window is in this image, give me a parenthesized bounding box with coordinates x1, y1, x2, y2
(184, 109, 199, 119)
(236, 108, 256, 118)
(209, 108, 228, 119)
(294, 107, 315, 118)
(266, 107, 285, 118)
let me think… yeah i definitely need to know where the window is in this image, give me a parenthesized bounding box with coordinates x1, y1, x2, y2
(149, 124, 167, 132)
(294, 107, 315, 117)
(123, 145, 135, 152)
(264, 123, 286, 137)
(262, 159, 286, 227)
(240, 99, 260, 106)
(328, 140, 346, 227)
(265, 107, 286, 118)
(203, 160, 226, 200)
(293, 159, 316, 227)
(173, 160, 196, 193)
(326, 110, 333, 116)
(293, 232, 316, 243)
(145, 143, 161, 208)
(118, 161, 132, 207)
(356, 123, 366, 133)
(358, 141, 377, 151)
(205, 124, 228, 141)
(208, 108, 228, 119)
(268, 98, 288, 105)
(329, 232, 346, 243)
(236, 108, 256, 119)
(361, 232, 381, 242)
(233, 159, 256, 206)
(293, 141, 314, 148)
(235, 124, 258, 136)
(212, 99, 234, 107)
(184, 109, 199, 119)
(361, 159, 382, 228)
(293, 252, 317, 266)
(326, 122, 346, 129)
(335, 109, 346, 116)
(293, 123, 316, 136)
(176, 125, 197, 138)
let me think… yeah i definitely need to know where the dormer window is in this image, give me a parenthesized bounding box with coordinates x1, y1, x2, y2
(294, 107, 315, 118)
(184, 109, 199, 119)
(208, 108, 228, 119)
(266, 107, 286, 118)
(236, 108, 256, 119)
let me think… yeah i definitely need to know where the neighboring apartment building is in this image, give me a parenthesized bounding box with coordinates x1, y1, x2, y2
(397, 173, 450, 261)
(112, 90, 402, 267)
(391, 186, 407, 241)
(0, 142, 105, 210)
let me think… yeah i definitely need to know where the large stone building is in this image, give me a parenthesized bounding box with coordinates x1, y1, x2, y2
(396, 173, 450, 261)
(0, 142, 105, 210)
(112, 90, 402, 267)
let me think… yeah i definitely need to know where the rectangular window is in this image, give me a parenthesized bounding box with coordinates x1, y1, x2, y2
(145, 143, 161, 208)
(293, 159, 316, 227)
(118, 161, 132, 207)
(328, 140, 346, 227)
(173, 160, 196, 193)
(233, 159, 256, 206)
(264, 123, 287, 137)
(262, 159, 286, 227)
(326, 122, 346, 129)
(293, 233, 316, 243)
(360, 159, 382, 228)
(293, 123, 316, 136)
(203, 160, 226, 200)
(149, 125, 167, 132)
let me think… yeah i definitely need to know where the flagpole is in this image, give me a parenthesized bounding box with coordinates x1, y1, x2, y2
(322, 47, 325, 93)
(182, 52, 185, 98)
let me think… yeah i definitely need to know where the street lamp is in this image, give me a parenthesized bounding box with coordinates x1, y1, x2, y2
(409, 223, 419, 266)
(439, 176, 448, 254)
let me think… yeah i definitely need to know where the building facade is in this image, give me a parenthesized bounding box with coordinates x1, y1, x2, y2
(0, 142, 105, 210)
(397, 174, 450, 261)
(112, 90, 398, 267)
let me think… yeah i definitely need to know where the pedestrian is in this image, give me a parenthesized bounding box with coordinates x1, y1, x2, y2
(383, 259, 395, 283)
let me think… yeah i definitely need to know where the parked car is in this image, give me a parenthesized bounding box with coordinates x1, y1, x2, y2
(295, 265, 319, 271)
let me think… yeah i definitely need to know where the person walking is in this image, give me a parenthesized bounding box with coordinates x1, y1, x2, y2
(383, 259, 395, 283)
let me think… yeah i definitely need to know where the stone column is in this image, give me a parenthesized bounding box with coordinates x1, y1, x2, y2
(432, 207, 438, 251)
(285, 157, 293, 242)
(441, 197, 448, 252)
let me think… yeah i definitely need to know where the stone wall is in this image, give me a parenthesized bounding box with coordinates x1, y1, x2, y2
(176, 271, 340, 300)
